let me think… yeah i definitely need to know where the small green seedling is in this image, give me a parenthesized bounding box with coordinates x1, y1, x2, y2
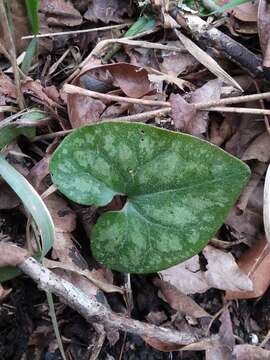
(50, 122, 250, 273)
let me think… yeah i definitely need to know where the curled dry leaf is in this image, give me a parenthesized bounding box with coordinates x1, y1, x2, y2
(153, 278, 211, 319)
(0, 243, 28, 267)
(230, 1, 258, 23)
(160, 246, 252, 294)
(40, 0, 82, 27)
(258, 0, 270, 64)
(159, 41, 199, 77)
(242, 132, 270, 162)
(170, 79, 222, 136)
(232, 344, 270, 360)
(203, 246, 253, 292)
(206, 309, 234, 360)
(67, 63, 154, 128)
(226, 238, 270, 299)
(84, 0, 133, 23)
(21, 79, 60, 109)
(0, 73, 17, 102)
(169, 93, 197, 132)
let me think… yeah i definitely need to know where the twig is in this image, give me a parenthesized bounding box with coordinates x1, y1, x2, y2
(80, 28, 159, 68)
(207, 107, 270, 115)
(64, 84, 270, 110)
(171, 9, 265, 79)
(194, 92, 270, 109)
(254, 81, 270, 135)
(0, 0, 24, 109)
(63, 84, 169, 107)
(18, 256, 219, 347)
(21, 23, 131, 39)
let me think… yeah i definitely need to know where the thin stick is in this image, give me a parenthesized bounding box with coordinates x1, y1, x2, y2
(64, 84, 270, 111)
(0, 106, 17, 113)
(194, 92, 270, 109)
(19, 256, 219, 347)
(207, 107, 270, 115)
(21, 23, 131, 40)
(63, 84, 169, 107)
(32, 129, 73, 141)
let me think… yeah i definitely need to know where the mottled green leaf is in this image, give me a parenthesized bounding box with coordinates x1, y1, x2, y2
(50, 122, 250, 273)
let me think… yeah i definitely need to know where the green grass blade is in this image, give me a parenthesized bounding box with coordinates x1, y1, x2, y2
(0, 155, 55, 281)
(25, 0, 39, 35)
(208, 0, 251, 14)
(21, 37, 37, 75)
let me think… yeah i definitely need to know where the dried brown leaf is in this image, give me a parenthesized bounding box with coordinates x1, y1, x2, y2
(0, 243, 28, 267)
(203, 246, 253, 292)
(258, 0, 270, 56)
(242, 132, 270, 162)
(68, 63, 154, 127)
(40, 0, 82, 27)
(154, 278, 210, 319)
(231, 1, 258, 22)
(21, 79, 59, 109)
(160, 246, 252, 294)
(232, 344, 270, 359)
(169, 93, 197, 133)
(84, 0, 133, 23)
(159, 41, 199, 76)
(0, 73, 17, 100)
(226, 238, 270, 299)
(206, 309, 234, 360)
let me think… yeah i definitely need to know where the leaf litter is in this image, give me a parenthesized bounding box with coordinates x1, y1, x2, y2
(1, 0, 270, 358)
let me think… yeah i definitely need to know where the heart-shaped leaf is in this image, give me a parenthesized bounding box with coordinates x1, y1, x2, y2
(50, 122, 250, 273)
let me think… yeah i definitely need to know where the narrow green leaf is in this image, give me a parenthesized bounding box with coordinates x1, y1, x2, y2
(0, 109, 48, 149)
(21, 37, 37, 75)
(25, 0, 39, 35)
(0, 126, 35, 149)
(50, 122, 250, 274)
(0, 156, 54, 281)
(124, 15, 156, 38)
(209, 0, 251, 14)
(103, 15, 156, 61)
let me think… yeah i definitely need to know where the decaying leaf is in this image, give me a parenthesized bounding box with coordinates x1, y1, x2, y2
(206, 309, 234, 360)
(40, 0, 82, 27)
(0, 243, 28, 268)
(160, 245, 252, 294)
(84, 0, 133, 23)
(67, 63, 155, 127)
(226, 238, 270, 299)
(242, 132, 270, 162)
(232, 344, 270, 359)
(175, 30, 242, 91)
(231, 1, 258, 22)
(169, 93, 197, 132)
(258, 0, 270, 64)
(153, 278, 210, 319)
